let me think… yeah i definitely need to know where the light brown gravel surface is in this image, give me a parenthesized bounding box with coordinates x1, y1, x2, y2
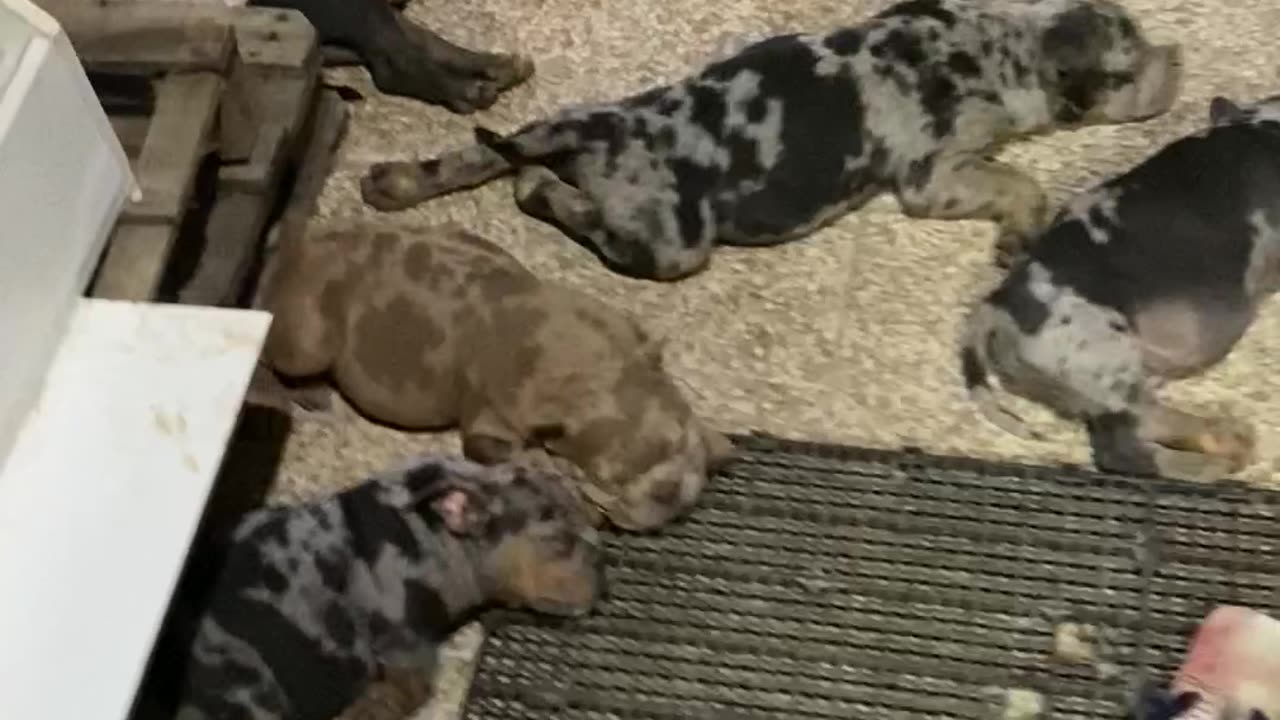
(255, 1, 1280, 717)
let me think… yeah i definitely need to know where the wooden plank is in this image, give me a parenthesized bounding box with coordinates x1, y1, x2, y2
(234, 8, 318, 70)
(217, 61, 260, 163)
(178, 191, 272, 306)
(37, 2, 235, 75)
(181, 91, 348, 307)
(231, 8, 321, 144)
(108, 115, 150, 159)
(251, 90, 349, 309)
(279, 90, 350, 234)
(122, 72, 223, 224)
(219, 121, 289, 193)
(216, 8, 321, 185)
(91, 224, 178, 301)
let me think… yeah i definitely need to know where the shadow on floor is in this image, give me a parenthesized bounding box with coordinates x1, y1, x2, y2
(126, 402, 293, 720)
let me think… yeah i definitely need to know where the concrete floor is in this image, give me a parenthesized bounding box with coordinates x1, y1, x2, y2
(264, 0, 1280, 717)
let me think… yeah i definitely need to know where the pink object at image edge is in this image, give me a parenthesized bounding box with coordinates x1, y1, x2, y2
(1170, 606, 1280, 718)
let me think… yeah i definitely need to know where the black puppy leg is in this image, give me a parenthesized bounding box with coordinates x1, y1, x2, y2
(249, 0, 531, 112)
(514, 167, 702, 280)
(397, 17, 534, 90)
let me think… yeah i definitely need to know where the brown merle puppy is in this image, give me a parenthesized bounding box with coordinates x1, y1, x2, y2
(250, 0, 532, 112)
(174, 454, 603, 720)
(361, 0, 1182, 279)
(253, 223, 733, 531)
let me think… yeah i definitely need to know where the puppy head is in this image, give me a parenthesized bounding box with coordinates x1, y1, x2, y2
(1037, 0, 1182, 126)
(537, 337, 735, 532)
(1209, 93, 1280, 128)
(403, 457, 604, 618)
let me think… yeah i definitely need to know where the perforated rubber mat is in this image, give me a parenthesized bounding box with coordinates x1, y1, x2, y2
(461, 435, 1280, 720)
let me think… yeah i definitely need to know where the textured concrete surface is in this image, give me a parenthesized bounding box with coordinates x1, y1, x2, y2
(259, 1, 1280, 718)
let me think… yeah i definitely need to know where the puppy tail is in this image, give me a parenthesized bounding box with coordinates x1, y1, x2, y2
(961, 304, 1046, 442)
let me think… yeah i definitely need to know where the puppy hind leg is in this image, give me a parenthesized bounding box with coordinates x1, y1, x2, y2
(362, 144, 510, 211)
(895, 154, 1051, 267)
(514, 167, 701, 280)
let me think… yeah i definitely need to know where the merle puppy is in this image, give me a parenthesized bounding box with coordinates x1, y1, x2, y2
(253, 0, 532, 112)
(961, 93, 1280, 480)
(361, 0, 1181, 280)
(172, 454, 603, 720)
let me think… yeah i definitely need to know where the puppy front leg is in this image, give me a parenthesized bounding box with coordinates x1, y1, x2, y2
(894, 153, 1051, 267)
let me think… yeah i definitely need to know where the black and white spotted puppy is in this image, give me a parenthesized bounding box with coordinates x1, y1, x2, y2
(361, 0, 1181, 280)
(174, 454, 603, 720)
(961, 93, 1280, 480)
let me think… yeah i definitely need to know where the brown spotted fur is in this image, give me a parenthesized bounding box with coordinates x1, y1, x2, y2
(256, 223, 734, 531)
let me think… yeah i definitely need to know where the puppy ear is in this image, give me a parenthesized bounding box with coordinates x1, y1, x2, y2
(1210, 96, 1247, 126)
(428, 488, 487, 536)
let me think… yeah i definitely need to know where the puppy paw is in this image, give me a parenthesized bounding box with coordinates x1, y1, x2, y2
(1198, 416, 1257, 473)
(432, 54, 533, 113)
(471, 52, 535, 91)
(993, 228, 1032, 268)
(1152, 446, 1237, 482)
(360, 161, 428, 211)
(438, 76, 502, 115)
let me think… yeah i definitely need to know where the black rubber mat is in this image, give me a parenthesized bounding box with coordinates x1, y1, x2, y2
(462, 435, 1280, 720)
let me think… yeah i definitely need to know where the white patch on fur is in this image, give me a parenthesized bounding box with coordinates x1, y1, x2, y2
(1064, 188, 1120, 244)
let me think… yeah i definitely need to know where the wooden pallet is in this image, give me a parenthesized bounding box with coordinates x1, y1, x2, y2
(42, 1, 342, 307)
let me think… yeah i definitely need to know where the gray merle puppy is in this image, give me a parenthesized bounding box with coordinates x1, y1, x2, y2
(361, 0, 1181, 280)
(961, 94, 1280, 480)
(174, 454, 603, 720)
